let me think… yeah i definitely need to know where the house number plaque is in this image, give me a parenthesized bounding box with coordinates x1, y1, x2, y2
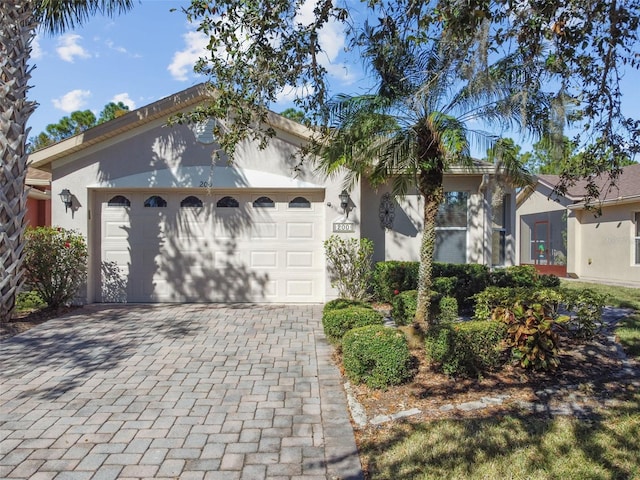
(333, 222, 355, 233)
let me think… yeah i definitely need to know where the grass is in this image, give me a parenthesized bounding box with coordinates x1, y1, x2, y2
(358, 280, 640, 480)
(359, 392, 640, 479)
(560, 280, 640, 360)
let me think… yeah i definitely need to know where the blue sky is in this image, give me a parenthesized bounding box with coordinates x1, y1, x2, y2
(27, 0, 639, 159)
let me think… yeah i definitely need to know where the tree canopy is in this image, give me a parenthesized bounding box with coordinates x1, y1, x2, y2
(177, 0, 639, 203)
(29, 101, 129, 151)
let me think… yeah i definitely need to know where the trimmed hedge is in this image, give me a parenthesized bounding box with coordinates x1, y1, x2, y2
(439, 296, 459, 323)
(342, 325, 412, 389)
(372, 261, 420, 303)
(322, 306, 383, 344)
(391, 289, 443, 326)
(323, 298, 371, 315)
(425, 320, 508, 377)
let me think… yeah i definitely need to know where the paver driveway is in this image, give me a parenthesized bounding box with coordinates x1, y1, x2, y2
(0, 304, 363, 480)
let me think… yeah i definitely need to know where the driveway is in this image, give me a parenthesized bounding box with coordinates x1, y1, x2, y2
(0, 304, 363, 480)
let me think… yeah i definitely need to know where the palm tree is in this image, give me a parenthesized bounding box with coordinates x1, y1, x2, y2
(316, 34, 547, 329)
(0, 0, 133, 321)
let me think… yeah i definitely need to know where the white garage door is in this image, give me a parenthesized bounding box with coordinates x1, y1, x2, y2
(96, 190, 325, 303)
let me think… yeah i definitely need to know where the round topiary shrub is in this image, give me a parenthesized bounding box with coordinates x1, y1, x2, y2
(342, 325, 412, 389)
(323, 298, 372, 315)
(322, 306, 383, 344)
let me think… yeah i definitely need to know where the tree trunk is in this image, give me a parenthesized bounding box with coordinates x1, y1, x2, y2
(414, 165, 444, 330)
(0, 2, 37, 321)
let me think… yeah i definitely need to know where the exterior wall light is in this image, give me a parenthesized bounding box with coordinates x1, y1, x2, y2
(59, 189, 72, 212)
(339, 190, 351, 217)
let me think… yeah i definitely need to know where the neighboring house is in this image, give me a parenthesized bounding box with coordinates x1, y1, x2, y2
(516, 163, 640, 287)
(28, 84, 515, 305)
(25, 166, 51, 227)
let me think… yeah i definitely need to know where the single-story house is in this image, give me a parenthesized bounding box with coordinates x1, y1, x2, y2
(28, 84, 515, 304)
(516, 163, 640, 287)
(25, 167, 51, 227)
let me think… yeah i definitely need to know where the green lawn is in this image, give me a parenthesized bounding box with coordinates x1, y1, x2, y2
(359, 393, 640, 479)
(359, 280, 640, 480)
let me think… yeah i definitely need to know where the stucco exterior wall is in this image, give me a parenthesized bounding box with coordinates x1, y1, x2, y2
(49, 113, 357, 303)
(361, 175, 513, 266)
(571, 202, 640, 287)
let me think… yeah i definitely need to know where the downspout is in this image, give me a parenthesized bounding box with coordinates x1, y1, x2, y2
(478, 174, 490, 266)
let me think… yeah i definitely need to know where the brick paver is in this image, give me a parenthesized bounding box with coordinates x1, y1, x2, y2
(0, 304, 362, 479)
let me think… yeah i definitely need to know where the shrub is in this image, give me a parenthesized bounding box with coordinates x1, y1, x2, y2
(342, 325, 412, 389)
(561, 288, 608, 339)
(473, 287, 563, 321)
(391, 290, 417, 326)
(322, 306, 383, 344)
(490, 265, 539, 288)
(432, 276, 457, 297)
(323, 298, 371, 315)
(324, 235, 373, 301)
(493, 303, 568, 370)
(371, 261, 420, 303)
(16, 290, 46, 311)
(24, 226, 88, 308)
(539, 274, 561, 288)
(433, 263, 490, 311)
(425, 320, 507, 377)
(439, 296, 459, 323)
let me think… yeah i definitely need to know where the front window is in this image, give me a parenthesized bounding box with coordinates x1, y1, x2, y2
(435, 192, 468, 264)
(492, 194, 508, 266)
(635, 212, 640, 265)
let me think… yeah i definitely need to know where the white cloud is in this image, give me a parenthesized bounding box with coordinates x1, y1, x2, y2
(111, 93, 136, 110)
(105, 40, 128, 54)
(168, 30, 209, 81)
(56, 34, 91, 63)
(52, 89, 91, 112)
(31, 34, 42, 59)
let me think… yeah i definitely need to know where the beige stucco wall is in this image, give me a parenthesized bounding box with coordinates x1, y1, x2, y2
(361, 175, 514, 266)
(571, 202, 640, 287)
(48, 112, 357, 303)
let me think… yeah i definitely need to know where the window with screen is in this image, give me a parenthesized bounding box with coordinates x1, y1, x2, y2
(435, 191, 468, 264)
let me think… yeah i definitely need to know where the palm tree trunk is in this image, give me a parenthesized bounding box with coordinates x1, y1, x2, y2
(1, 2, 37, 321)
(415, 166, 444, 330)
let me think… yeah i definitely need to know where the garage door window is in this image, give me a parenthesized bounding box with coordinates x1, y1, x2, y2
(181, 196, 203, 208)
(144, 195, 167, 208)
(107, 195, 130, 207)
(217, 196, 239, 208)
(289, 196, 311, 208)
(253, 196, 275, 208)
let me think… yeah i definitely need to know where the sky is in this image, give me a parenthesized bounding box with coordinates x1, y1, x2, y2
(27, 0, 640, 160)
(27, 0, 368, 137)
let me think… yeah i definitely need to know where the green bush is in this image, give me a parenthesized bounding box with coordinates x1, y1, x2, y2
(324, 235, 374, 301)
(342, 325, 412, 389)
(439, 296, 459, 323)
(372, 261, 419, 303)
(323, 298, 372, 315)
(433, 263, 490, 311)
(24, 226, 88, 308)
(493, 303, 567, 370)
(16, 290, 46, 311)
(425, 320, 507, 377)
(322, 306, 383, 344)
(490, 265, 539, 288)
(561, 288, 608, 339)
(432, 276, 457, 297)
(391, 290, 417, 326)
(473, 287, 563, 321)
(539, 274, 561, 288)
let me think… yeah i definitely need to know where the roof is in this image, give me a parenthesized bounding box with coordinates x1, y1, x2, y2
(534, 162, 640, 207)
(28, 83, 313, 172)
(26, 166, 51, 186)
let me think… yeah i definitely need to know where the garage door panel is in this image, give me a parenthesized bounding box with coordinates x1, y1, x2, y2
(287, 222, 314, 239)
(251, 251, 278, 268)
(98, 190, 324, 303)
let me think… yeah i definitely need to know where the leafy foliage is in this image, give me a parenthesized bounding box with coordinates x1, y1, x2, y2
(425, 320, 508, 377)
(391, 290, 417, 326)
(438, 296, 459, 323)
(321, 305, 383, 345)
(23, 227, 88, 308)
(562, 288, 609, 339)
(372, 261, 420, 303)
(493, 303, 568, 371)
(324, 235, 374, 301)
(323, 298, 371, 315)
(342, 325, 412, 389)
